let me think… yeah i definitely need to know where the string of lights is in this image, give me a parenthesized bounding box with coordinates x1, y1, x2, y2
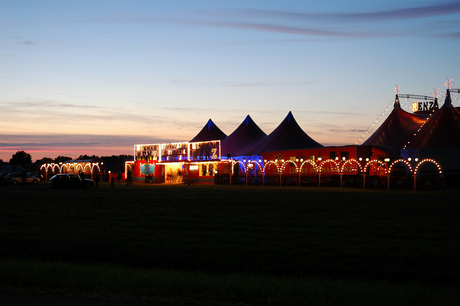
(355, 100, 394, 145)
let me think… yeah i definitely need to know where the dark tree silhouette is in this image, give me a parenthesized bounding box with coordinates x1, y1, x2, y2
(35, 157, 53, 165)
(54, 156, 73, 163)
(101, 155, 133, 164)
(9, 151, 32, 167)
(76, 154, 99, 160)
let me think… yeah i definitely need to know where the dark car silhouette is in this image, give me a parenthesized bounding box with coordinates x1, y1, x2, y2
(49, 173, 95, 188)
(3, 172, 40, 185)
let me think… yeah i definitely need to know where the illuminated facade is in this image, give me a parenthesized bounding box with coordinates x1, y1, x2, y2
(131, 140, 221, 184)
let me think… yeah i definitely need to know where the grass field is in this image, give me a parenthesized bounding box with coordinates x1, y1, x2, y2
(1, 182, 459, 305)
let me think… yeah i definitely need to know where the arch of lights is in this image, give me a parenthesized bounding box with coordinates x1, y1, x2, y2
(388, 159, 413, 175)
(363, 159, 385, 174)
(279, 160, 298, 173)
(230, 160, 247, 174)
(246, 159, 263, 173)
(317, 159, 340, 173)
(340, 158, 362, 173)
(40, 161, 103, 177)
(414, 158, 442, 175)
(40, 163, 61, 173)
(299, 159, 318, 173)
(263, 160, 280, 174)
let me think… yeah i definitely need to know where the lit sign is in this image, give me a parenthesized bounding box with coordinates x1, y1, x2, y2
(135, 144, 159, 161)
(412, 101, 435, 112)
(161, 143, 188, 162)
(189, 165, 199, 171)
(190, 141, 220, 161)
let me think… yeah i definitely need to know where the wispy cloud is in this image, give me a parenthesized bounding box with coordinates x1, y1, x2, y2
(188, 21, 368, 38)
(18, 41, 36, 45)
(189, 1, 460, 38)
(0, 134, 169, 148)
(231, 2, 460, 22)
(171, 77, 316, 88)
(0, 99, 167, 126)
(221, 80, 315, 87)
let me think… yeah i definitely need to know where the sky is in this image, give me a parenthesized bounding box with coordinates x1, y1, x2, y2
(1, 0, 460, 162)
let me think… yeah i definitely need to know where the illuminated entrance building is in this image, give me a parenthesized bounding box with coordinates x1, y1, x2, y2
(129, 119, 225, 184)
(129, 140, 221, 184)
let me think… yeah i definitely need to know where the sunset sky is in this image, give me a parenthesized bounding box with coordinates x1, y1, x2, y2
(1, 0, 460, 162)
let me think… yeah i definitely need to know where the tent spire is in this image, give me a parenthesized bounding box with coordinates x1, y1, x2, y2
(394, 94, 401, 109)
(444, 89, 452, 106)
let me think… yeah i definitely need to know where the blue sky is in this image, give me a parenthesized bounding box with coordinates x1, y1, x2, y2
(1, 0, 460, 161)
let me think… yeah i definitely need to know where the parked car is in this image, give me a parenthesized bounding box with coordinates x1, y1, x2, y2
(49, 173, 95, 188)
(0, 173, 8, 184)
(3, 172, 40, 185)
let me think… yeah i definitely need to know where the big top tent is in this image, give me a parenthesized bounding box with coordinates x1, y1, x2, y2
(190, 119, 227, 142)
(221, 115, 267, 158)
(363, 95, 432, 152)
(246, 111, 323, 156)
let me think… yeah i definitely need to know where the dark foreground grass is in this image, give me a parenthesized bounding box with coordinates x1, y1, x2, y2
(1, 258, 459, 306)
(1, 182, 459, 305)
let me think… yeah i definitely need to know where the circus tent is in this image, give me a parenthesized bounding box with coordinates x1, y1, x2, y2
(362, 95, 431, 152)
(221, 115, 267, 158)
(406, 90, 460, 149)
(190, 119, 227, 142)
(246, 111, 323, 156)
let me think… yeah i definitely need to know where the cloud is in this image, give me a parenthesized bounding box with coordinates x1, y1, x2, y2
(0, 99, 167, 126)
(189, 21, 368, 38)
(189, 1, 460, 38)
(18, 41, 36, 45)
(220, 80, 315, 87)
(0, 134, 169, 148)
(233, 1, 460, 22)
(296, 109, 368, 117)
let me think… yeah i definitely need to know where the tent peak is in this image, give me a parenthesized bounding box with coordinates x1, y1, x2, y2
(394, 95, 401, 109)
(444, 89, 452, 106)
(206, 119, 215, 130)
(244, 115, 253, 127)
(190, 119, 227, 142)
